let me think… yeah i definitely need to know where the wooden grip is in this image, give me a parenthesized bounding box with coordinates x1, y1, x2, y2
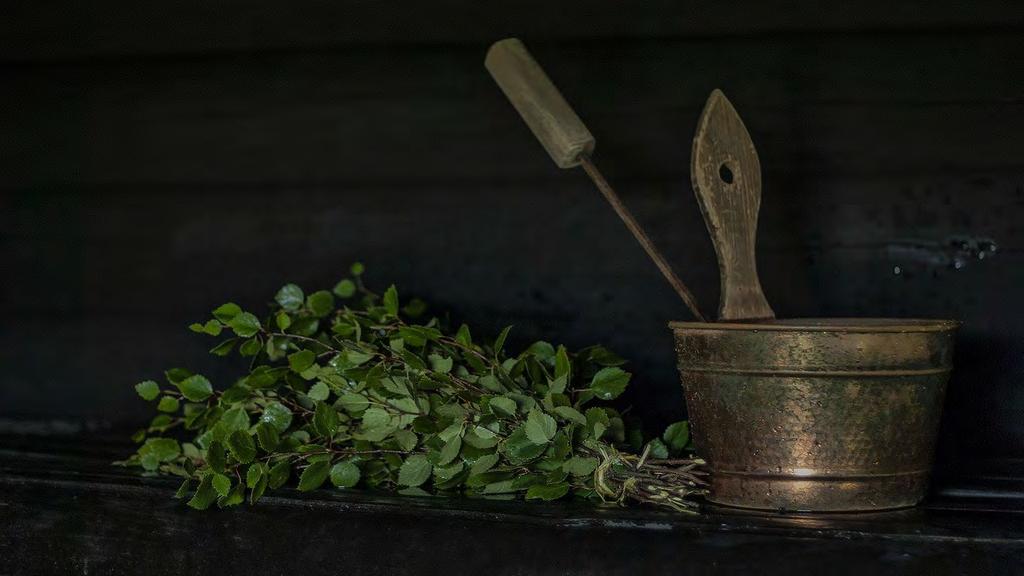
(485, 38, 595, 168)
(691, 90, 775, 321)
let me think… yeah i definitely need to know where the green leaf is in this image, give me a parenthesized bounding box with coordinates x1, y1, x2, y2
(503, 426, 547, 464)
(387, 393, 419, 412)
(275, 284, 304, 311)
(350, 262, 365, 276)
(586, 346, 628, 367)
(157, 396, 180, 413)
(250, 474, 269, 504)
(298, 460, 330, 491)
(563, 456, 599, 476)
(553, 406, 586, 426)
(437, 422, 463, 442)
(398, 455, 432, 487)
(226, 430, 257, 464)
(255, 422, 280, 452)
(313, 402, 339, 438)
(307, 381, 330, 402)
(306, 290, 335, 318)
(211, 302, 242, 323)
(344, 350, 375, 367)
(164, 367, 192, 384)
(402, 298, 427, 318)
(209, 338, 238, 357)
(220, 406, 250, 432)
(191, 319, 222, 336)
(662, 421, 690, 452)
(229, 312, 261, 338)
(526, 341, 555, 361)
(176, 374, 213, 402)
(525, 409, 557, 444)
(493, 325, 512, 358)
(206, 441, 226, 473)
(455, 324, 472, 347)
(212, 473, 232, 497)
(202, 319, 222, 336)
(275, 310, 292, 330)
(260, 402, 293, 433)
(488, 396, 517, 418)
(238, 338, 262, 357)
(361, 407, 390, 429)
(246, 462, 265, 488)
(525, 482, 570, 501)
(428, 354, 453, 374)
(646, 438, 669, 459)
(333, 279, 356, 298)
(338, 393, 370, 413)
(585, 407, 610, 440)
(393, 429, 419, 452)
(138, 437, 181, 470)
(470, 453, 499, 475)
(437, 435, 462, 466)
(478, 374, 504, 393)
(187, 475, 218, 510)
(174, 479, 192, 499)
(554, 346, 571, 380)
(589, 367, 630, 400)
(288, 349, 316, 373)
(382, 285, 399, 317)
(134, 380, 160, 401)
(290, 317, 319, 337)
(268, 460, 291, 489)
(465, 427, 498, 449)
(218, 480, 246, 507)
(330, 461, 361, 488)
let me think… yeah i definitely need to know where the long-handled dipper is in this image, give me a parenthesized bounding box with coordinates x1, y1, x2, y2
(485, 38, 706, 322)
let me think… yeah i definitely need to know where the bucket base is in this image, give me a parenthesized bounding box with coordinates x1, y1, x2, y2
(708, 471, 929, 512)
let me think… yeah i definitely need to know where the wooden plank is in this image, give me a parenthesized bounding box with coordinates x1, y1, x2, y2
(2, 441, 1023, 575)
(4, 1, 1024, 60)
(3, 34, 1023, 188)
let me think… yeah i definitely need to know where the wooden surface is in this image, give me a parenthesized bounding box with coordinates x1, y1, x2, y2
(4, 1, 1024, 59)
(2, 4, 1024, 482)
(2, 434, 1023, 575)
(691, 90, 775, 321)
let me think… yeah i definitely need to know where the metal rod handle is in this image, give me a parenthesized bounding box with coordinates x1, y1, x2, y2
(486, 37, 705, 321)
(579, 155, 706, 321)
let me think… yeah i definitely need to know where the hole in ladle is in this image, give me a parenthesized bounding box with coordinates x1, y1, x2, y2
(719, 163, 734, 184)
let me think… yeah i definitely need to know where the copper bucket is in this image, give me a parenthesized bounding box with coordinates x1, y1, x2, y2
(481, 56, 961, 511)
(670, 318, 958, 511)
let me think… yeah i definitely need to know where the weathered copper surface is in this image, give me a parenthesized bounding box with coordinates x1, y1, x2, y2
(670, 318, 958, 512)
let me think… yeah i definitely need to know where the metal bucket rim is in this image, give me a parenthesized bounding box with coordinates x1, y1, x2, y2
(668, 317, 959, 333)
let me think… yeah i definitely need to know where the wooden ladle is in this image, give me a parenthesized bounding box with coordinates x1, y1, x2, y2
(691, 90, 775, 321)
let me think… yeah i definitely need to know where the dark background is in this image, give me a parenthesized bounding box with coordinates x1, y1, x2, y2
(2, 2, 1022, 483)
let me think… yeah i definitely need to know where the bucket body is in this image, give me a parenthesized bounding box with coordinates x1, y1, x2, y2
(670, 318, 958, 512)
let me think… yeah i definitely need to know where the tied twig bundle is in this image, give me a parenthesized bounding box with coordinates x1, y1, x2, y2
(590, 441, 708, 514)
(120, 263, 707, 513)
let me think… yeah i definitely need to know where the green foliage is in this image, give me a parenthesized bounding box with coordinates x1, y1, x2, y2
(135, 380, 160, 401)
(662, 421, 691, 453)
(122, 265, 705, 512)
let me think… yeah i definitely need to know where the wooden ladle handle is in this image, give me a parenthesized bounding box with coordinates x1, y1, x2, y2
(691, 90, 775, 321)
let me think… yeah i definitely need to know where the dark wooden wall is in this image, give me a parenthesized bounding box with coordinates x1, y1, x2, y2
(2, 2, 1023, 478)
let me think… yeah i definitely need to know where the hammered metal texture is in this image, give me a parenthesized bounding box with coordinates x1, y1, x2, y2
(670, 318, 957, 512)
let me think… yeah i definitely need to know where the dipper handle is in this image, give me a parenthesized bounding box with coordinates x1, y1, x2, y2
(485, 38, 595, 168)
(691, 90, 775, 321)
(485, 38, 706, 321)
